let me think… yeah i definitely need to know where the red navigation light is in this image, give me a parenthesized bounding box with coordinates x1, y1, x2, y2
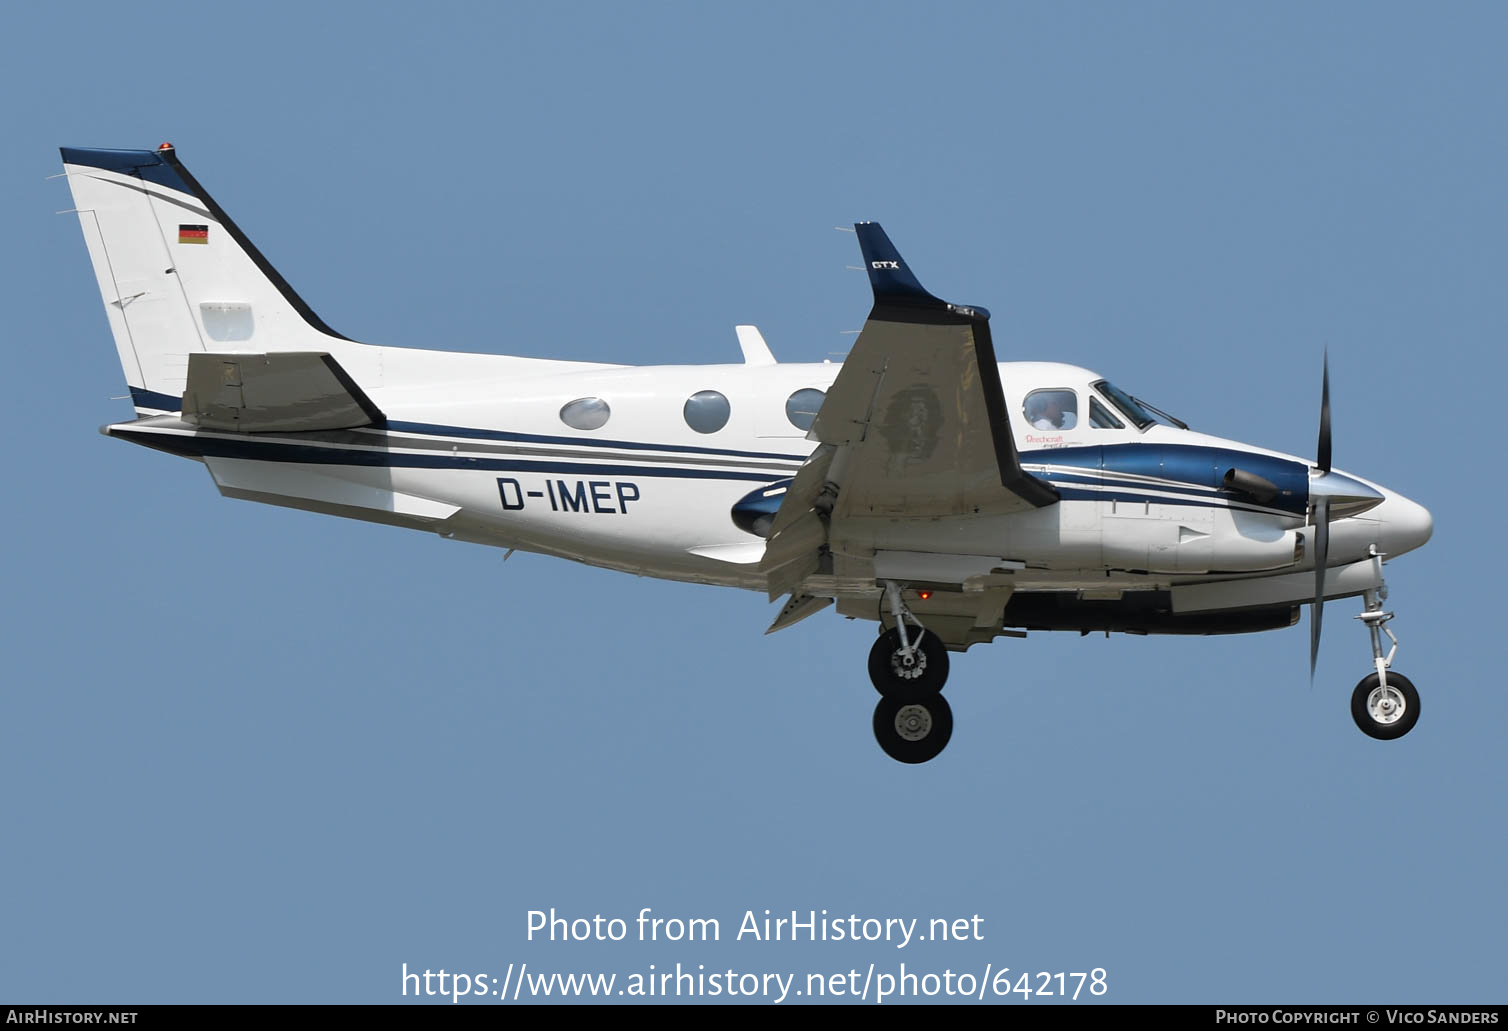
(158, 142, 174, 152)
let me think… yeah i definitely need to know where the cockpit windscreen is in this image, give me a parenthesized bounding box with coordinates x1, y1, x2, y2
(1093, 379, 1187, 430)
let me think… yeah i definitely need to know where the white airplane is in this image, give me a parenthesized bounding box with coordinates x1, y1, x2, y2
(58, 143, 1433, 763)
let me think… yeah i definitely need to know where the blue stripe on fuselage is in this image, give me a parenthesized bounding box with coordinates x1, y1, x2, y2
(118, 389, 806, 462)
(112, 398, 1310, 515)
(109, 427, 790, 482)
(380, 421, 805, 462)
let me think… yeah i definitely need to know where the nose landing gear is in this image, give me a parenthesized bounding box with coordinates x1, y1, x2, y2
(1349, 571, 1420, 740)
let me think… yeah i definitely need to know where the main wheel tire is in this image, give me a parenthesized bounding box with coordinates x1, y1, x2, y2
(867, 627, 949, 697)
(872, 692, 954, 764)
(1350, 671, 1420, 740)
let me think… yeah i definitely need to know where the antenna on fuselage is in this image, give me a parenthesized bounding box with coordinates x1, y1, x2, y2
(735, 325, 776, 365)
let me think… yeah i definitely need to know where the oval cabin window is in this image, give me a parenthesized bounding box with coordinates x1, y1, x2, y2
(785, 388, 826, 431)
(559, 397, 611, 431)
(683, 390, 731, 434)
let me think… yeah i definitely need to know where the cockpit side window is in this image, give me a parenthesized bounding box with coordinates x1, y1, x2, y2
(1023, 389, 1078, 431)
(1089, 396, 1125, 429)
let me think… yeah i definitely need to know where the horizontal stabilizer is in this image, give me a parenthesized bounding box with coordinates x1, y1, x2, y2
(182, 352, 383, 433)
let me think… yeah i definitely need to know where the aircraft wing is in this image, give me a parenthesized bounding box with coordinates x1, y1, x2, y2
(760, 223, 1056, 601)
(812, 223, 1056, 518)
(181, 351, 384, 433)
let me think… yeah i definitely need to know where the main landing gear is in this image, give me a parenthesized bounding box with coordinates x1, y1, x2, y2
(1349, 580, 1420, 740)
(868, 582, 953, 764)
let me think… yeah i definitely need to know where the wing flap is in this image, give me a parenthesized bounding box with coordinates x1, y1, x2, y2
(182, 351, 383, 433)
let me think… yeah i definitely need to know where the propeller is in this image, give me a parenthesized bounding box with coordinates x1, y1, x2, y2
(1305, 352, 1387, 679)
(1310, 352, 1331, 681)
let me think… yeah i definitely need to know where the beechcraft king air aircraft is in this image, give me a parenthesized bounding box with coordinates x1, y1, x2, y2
(59, 144, 1434, 763)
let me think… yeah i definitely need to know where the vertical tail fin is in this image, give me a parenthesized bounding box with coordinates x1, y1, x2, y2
(59, 144, 355, 413)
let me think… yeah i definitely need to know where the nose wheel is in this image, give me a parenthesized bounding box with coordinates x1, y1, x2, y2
(1351, 672, 1419, 740)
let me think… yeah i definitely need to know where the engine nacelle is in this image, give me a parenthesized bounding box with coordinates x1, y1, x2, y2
(731, 479, 793, 538)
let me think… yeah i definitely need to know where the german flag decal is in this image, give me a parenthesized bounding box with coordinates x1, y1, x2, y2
(178, 224, 209, 245)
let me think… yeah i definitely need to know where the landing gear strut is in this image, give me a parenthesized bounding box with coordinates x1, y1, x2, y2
(1349, 573, 1420, 739)
(869, 581, 953, 763)
(868, 581, 950, 696)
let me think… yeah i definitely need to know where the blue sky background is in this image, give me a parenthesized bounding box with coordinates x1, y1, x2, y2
(2, 1, 1503, 1005)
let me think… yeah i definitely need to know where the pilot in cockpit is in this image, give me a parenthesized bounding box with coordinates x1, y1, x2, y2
(1027, 390, 1077, 431)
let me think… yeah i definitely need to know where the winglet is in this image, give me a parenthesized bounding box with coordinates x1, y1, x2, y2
(854, 221, 949, 308)
(854, 222, 991, 323)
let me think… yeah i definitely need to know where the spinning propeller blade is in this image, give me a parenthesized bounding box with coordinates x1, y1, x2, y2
(1310, 493, 1329, 681)
(1317, 352, 1331, 476)
(1310, 352, 1331, 682)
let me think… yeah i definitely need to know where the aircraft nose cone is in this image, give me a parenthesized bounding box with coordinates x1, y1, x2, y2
(1377, 490, 1433, 557)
